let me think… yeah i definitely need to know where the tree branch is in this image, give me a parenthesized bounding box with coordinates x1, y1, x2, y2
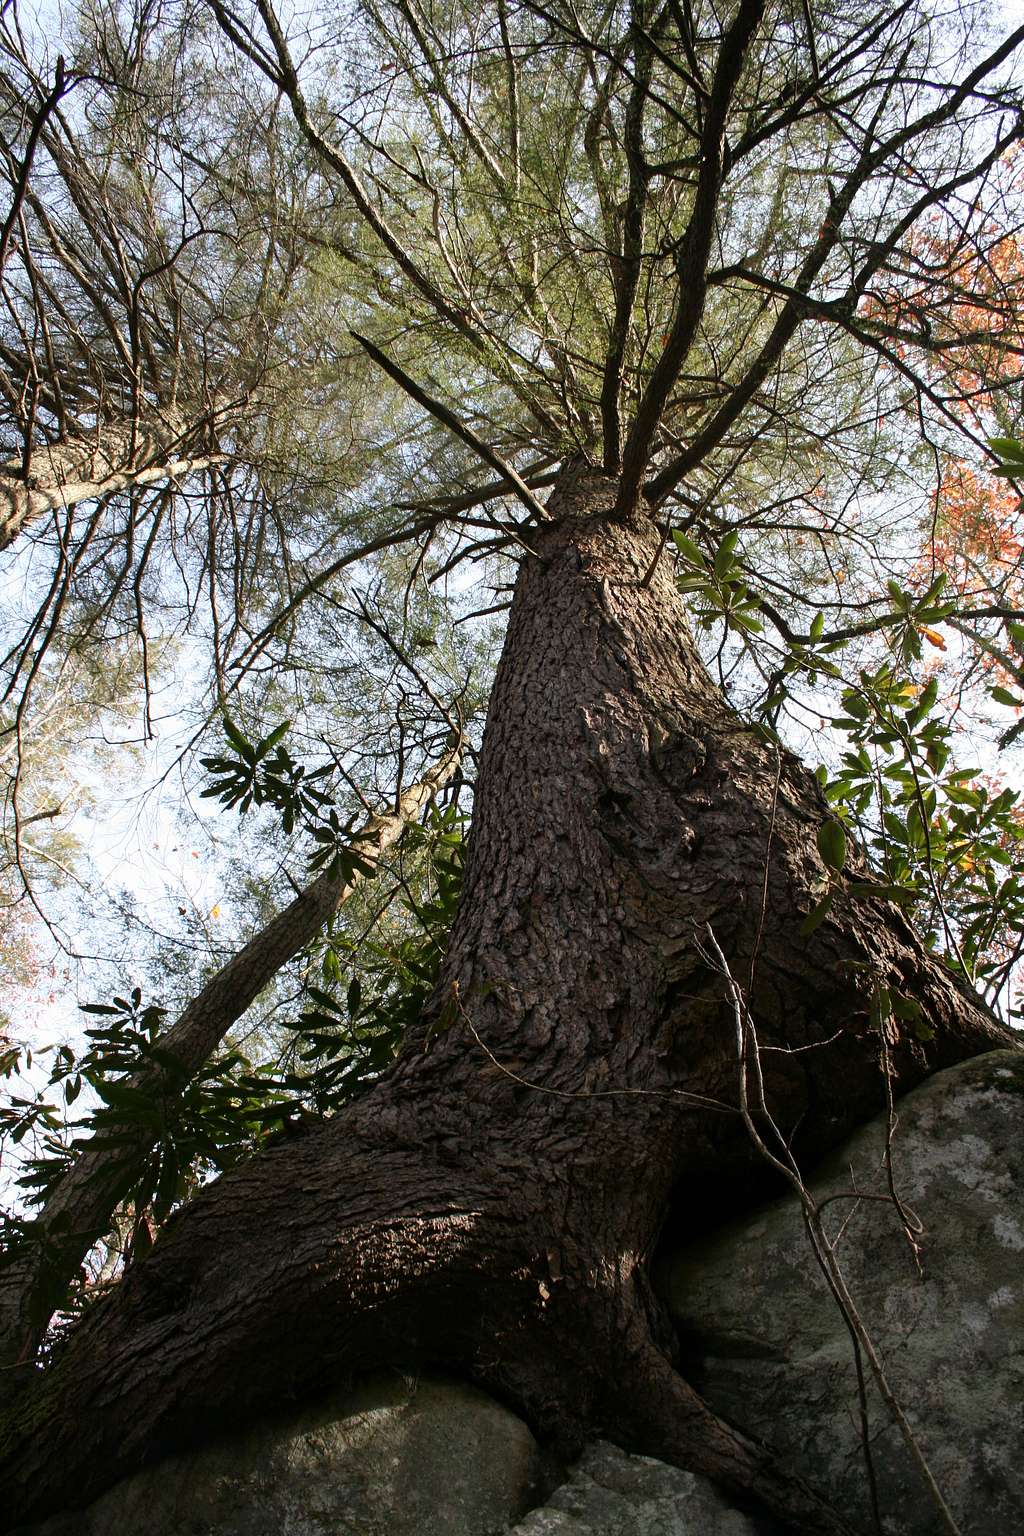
(615, 0, 766, 514)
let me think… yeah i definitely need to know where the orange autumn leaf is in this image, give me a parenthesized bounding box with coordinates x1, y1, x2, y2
(920, 627, 947, 650)
(914, 456, 1024, 615)
(862, 210, 1024, 436)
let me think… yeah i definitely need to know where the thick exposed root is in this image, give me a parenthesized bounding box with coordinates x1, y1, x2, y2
(606, 1330, 865, 1536)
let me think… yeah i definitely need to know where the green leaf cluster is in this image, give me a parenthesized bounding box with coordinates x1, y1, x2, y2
(821, 666, 1024, 997)
(200, 719, 334, 838)
(672, 528, 764, 635)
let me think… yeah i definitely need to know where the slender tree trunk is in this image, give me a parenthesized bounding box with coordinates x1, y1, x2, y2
(0, 744, 459, 1374)
(0, 426, 227, 549)
(0, 471, 1011, 1532)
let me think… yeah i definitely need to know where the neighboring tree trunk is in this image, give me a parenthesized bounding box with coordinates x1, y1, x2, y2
(0, 471, 1011, 1533)
(0, 742, 460, 1374)
(0, 422, 227, 549)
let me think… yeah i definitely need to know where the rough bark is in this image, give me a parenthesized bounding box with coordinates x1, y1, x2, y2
(0, 744, 459, 1374)
(0, 470, 1012, 1533)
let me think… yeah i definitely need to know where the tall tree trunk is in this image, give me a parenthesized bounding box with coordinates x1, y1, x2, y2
(0, 471, 1011, 1533)
(0, 743, 461, 1375)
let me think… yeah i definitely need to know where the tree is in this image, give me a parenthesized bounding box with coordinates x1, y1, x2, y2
(0, 0, 384, 760)
(0, 7, 256, 552)
(0, 0, 1022, 1531)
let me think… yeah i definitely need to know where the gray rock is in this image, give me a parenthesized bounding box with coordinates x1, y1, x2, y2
(25, 1373, 547, 1536)
(508, 1441, 767, 1535)
(663, 1050, 1024, 1536)
(19, 1368, 769, 1536)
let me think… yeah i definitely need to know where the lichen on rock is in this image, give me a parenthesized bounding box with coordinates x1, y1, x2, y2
(663, 1050, 1024, 1536)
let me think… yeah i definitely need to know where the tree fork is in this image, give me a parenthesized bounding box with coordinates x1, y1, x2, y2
(0, 471, 1012, 1531)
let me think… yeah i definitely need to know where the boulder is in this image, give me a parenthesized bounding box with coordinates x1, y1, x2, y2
(21, 1373, 548, 1536)
(19, 1374, 768, 1536)
(508, 1440, 768, 1534)
(663, 1049, 1024, 1536)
